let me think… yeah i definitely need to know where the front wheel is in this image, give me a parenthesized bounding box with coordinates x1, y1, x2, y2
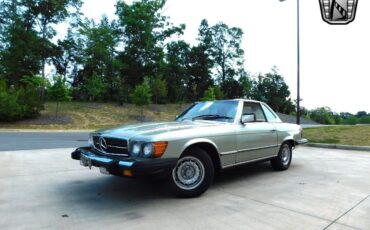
(170, 147, 214, 198)
(270, 143, 292, 171)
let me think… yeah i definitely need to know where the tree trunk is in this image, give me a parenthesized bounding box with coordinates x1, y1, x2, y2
(55, 101, 59, 119)
(41, 21, 47, 79)
(141, 106, 144, 121)
(42, 59, 45, 79)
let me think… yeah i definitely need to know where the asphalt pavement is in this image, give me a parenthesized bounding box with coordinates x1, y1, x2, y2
(0, 131, 89, 151)
(1, 146, 370, 229)
(0, 123, 328, 151)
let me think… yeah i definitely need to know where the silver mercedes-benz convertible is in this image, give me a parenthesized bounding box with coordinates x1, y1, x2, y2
(71, 99, 307, 197)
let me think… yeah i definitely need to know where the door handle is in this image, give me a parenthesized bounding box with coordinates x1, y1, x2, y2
(270, 129, 276, 132)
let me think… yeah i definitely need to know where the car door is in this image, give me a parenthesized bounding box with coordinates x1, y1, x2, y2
(236, 102, 278, 163)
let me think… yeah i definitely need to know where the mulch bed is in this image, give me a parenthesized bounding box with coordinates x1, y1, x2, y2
(128, 115, 152, 122)
(15, 115, 73, 125)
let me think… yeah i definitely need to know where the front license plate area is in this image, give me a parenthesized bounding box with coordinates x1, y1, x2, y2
(99, 167, 110, 175)
(80, 155, 92, 169)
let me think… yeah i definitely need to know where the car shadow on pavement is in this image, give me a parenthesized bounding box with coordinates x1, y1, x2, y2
(214, 162, 275, 186)
(57, 162, 280, 208)
(55, 175, 172, 217)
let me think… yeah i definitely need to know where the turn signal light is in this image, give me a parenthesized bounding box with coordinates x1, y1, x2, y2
(123, 170, 132, 177)
(153, 141, 168, 158)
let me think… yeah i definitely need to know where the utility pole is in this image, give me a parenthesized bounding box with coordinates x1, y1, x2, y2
(279, 0, 301, 124)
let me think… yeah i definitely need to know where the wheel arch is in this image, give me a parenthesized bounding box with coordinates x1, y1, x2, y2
(181, 139, 222, 172)
(281, 139, 295, 149)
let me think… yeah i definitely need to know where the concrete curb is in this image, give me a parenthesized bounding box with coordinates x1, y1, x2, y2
(307, 143, 370, 152)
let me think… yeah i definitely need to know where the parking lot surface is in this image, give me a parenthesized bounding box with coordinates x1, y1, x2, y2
(1, 146, 369, 230)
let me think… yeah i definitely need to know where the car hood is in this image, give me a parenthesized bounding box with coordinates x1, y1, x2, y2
(94, 121, 227, 140)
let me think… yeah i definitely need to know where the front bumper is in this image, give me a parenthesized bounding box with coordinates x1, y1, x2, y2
(71, 147, 177, 177)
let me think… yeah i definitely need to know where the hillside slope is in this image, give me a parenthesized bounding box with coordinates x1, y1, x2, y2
(0, 102, 318, 130)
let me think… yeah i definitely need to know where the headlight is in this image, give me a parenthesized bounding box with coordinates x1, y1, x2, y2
(132, 143, 141, 156)
(131, 141, 168, 158)
(143, 143, 153, 158)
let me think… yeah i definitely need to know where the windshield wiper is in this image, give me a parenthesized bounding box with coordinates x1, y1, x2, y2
(192, 114, 233, 121)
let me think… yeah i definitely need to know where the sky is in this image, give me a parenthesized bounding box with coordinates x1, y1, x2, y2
(72, 0, 370, 114)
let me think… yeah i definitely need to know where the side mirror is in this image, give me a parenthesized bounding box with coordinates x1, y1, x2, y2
(241, 113, 256, 124)
(175, 115, 179, 120)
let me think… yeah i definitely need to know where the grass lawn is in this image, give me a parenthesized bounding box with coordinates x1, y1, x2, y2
(2, 103, 369, 147)
(304, 126, 370, 146)
(0, 102, 190, 130)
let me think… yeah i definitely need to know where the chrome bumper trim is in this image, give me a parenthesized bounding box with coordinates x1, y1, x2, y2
(119, 161, 134, 167)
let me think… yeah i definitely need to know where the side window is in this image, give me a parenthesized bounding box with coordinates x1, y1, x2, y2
(261, 104, 281, 122)
(242, 103, 266, 122)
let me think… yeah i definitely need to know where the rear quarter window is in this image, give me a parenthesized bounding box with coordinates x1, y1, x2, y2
(261, 104, 282, 123)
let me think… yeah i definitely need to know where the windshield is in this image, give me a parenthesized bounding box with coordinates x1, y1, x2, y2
(176, 101, 239, 122)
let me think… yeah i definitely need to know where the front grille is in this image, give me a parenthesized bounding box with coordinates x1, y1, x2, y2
(93, 136, 129, 156)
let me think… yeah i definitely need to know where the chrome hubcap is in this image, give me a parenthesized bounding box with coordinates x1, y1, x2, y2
(172, 156, 205, 190)
(281, 146, 291, 165)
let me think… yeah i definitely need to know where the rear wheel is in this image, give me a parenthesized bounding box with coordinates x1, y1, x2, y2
(170, 147, 214, 198)
(271, 143, 292, 171)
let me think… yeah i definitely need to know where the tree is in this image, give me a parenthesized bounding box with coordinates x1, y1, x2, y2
(116, 0, 185, 88)
(239, 71, 253, 98)
(213, 85, 224, 100)
(52, 27, 82, 79)
(182, 20, 214, 101)
(309, 107, 336, 125)
(151, 76, 167, 104)
(23, 0, 82, 78)
(220, 70, 252, 99)
(70, 16, 121, 101)
(164, 40, 190, 102)
(0, 1, 43, 86)
(358, 116, 370, 124)
(208, 22, 245, 94)
(197, 19, 213, 51)
(342, 115, 357, 125)
(48, 76, 71, 118)
(82, 74, 107, 102)
(356, 111, 367, 118)
(131, 79, 152, 119)
(186, 45, 214, 101)
(201, 87, 216, 101)
(0, 0, 81, 84)
(0, 80, 23, 121)
(20, 75, 50, 103)
(251, 68, 295, 114)
(0, 76, 45, 121)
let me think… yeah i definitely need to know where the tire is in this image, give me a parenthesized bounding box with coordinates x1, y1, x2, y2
(170, 147, 214, 198)
(270, 143, 292, 171)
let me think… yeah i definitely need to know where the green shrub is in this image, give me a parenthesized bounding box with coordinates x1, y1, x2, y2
(150, 76, 167, 104)
(201, 86, 216, 101)
(47, 76, 71, 118)
(0, 90, 24, 121)
(131, 79, 151, 118)
(82, 74, 107, 102)
(17, 86, 44, 118)
(309, 107, 336, 124)
(343, 116, 358, 125)
(358, 116, 370, 124)
(213, 85, 224, 100)
(0, 79, 44, 122)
